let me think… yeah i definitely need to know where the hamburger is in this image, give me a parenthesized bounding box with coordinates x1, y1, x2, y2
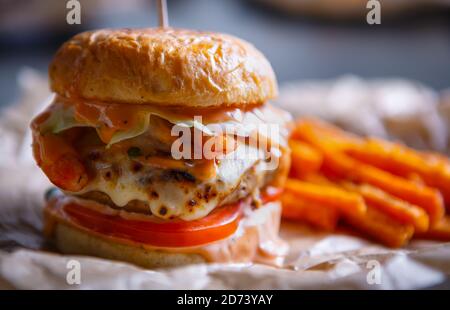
(31, 28, 291, 268)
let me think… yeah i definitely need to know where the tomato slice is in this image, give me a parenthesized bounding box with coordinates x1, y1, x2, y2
(63, 201, 243, 247)
(60, 187, 282, 247)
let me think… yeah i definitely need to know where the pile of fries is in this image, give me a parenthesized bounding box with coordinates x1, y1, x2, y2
(282, 118, 450, 247)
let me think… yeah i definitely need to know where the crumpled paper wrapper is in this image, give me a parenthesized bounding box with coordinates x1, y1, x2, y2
(0, 69, 449, 289)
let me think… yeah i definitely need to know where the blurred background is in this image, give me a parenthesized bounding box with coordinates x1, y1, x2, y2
(0, 0, 450, 108)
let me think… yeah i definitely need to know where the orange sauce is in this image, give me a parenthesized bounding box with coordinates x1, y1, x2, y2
(58, 95, 269, 143)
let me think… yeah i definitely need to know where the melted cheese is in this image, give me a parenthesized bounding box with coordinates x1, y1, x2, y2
(34, 96, 292, 220)
(70, 144, 266, 220)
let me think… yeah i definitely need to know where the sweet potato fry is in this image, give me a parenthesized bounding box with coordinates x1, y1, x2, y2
(285, 178, 366, 217)
(343, 183, 430, 232)
(301, 173, 335, 185)
(342, 205, 415, 248)
(293, 126, 445, 225)
(331, 154, 443, 226)
(415, 216, 450, 241)
(300, 173, 429, 232)
(287, 117, 450, 247)
(292, 118, 362, 149)
(345, 138, 450, 208)
(281, 191, 339, 231)
(292, 118, 357, 139)
(289, 140, 323, 176)
(407, 173, 425, 185)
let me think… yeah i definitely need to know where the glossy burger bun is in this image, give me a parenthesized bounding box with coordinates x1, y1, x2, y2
(50, 28, 278, 108)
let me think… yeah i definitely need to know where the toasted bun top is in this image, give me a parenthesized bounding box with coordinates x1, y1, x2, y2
(49, 28, 278, 108)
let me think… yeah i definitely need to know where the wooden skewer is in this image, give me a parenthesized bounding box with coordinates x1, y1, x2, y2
(157, 0, 169, 28)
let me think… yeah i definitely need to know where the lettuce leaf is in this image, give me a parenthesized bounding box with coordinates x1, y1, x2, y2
(39, 104, 88, 134)
(40, 103, 221, 146)
(107, 112, 150, 147)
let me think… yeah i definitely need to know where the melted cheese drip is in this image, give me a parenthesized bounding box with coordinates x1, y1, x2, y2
(71, 144, 266, 220)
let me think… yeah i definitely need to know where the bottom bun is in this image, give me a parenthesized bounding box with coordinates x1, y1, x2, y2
(47, 198, 287, 269)
(54, 223, 206, 268)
